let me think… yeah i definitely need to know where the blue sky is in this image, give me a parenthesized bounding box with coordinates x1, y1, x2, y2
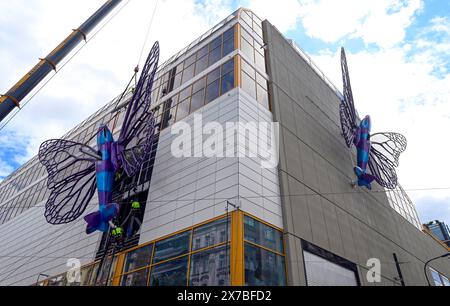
(0, 0, 449, 226)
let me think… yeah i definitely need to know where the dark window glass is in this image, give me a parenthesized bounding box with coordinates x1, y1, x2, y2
(153, 231, 191, 264)
(195, 55, 208, 76)
(197, 45, 209, 58)
(206, 80, 220, 104)
(150, 257, 188, 286)
(242, 72, 256, 99)
(182, 64, 195, 84)
(173, 73, 183, 90)
(223, 38, 235, 56)
(193, 77, 206, 93)
(221, 71, 234, 95)
(222, 59, 234, 75)
(209, 46, 222, 66)
(223, 27, 235, 41)
(189, 246, 230, 286)
(193, 217, 231, 251)
(244, 216, 284, 253)
(179, 87, 192, 102)
(176, 98, 191, 121)
(207, 68, 220, 84)
(185, 54, 196, 67)
(123, 245, 153, 274)
(121, 268, 149, 286)
(245, 244, 286, 286)
(190, 90, 205, 113)
(210, 36, 223, 50)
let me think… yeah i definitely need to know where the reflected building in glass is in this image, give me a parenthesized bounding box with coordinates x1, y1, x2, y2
(0, 8, 449, 287)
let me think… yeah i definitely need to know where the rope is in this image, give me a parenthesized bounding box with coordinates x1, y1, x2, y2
(136, 0, 160, 69)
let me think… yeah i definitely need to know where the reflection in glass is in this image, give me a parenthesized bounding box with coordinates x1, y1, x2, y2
(206, 80, 220, 104)
(121, 268, 149, 286)
(209, 47, 222, 66)
(153, 231, 191, 264)
(221, 71, 235, 95)
(150, 257, 189, 286)
(176, 99, 191, 121)
(242, 72, 256, 100)
(193, 217, 230, 251)
(190, 246, 230, 286)
(245, 244, 286, 286)
(244, 216, 284, 253)
(123, 244, 153, 273)
(190, 90, 205, 113)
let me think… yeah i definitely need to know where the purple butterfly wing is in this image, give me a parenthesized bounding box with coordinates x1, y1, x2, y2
(368, 133, 407, 189)
(39, 139, 98, 225)
(114, 42, 160, 177)
(340, 48, 358, 148)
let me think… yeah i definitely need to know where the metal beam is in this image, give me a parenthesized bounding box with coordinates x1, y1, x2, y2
(0, 0, 123, 123)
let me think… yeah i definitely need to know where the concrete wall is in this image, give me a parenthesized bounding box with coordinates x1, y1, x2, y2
(264, 21, 450, 286)
(140, 87, 283, 244)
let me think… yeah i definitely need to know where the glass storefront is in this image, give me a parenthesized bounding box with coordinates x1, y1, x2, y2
(38, 212, 287, 287)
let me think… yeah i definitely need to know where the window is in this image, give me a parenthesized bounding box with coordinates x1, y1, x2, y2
(193, 217, 230, 251)
(123, 244, 153, 274)
(176, 98, 191, 122)
(430, 268, 444, 286)
(153, 231, 191, 264)
(244, 216, 284, 254)
(150, 256, 189, 286)
(121, 268, 149, 286)
(245, 244, 286, 286)
(242, 70, 256, 100)
(243, 216, 286, 286)
(190, 90, 205, 113)
(190, 245, 230, 286)
(303, 241, 359, 287)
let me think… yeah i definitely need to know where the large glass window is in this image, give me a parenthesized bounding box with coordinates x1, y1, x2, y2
(243, 216, 286, 286)
(121, 268, 149, 287)
(152, 24, 236, 100)
(150, 256, 189, 286)
(245, 244, 286, 286)
(244, 216, 284, 254)
(190, 245, 230, 286)
(123, 244, 153, 274)
(153, 231, 191, 264)
(193, 217, 230, 251)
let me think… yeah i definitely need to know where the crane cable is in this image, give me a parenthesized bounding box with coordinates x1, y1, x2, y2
(111, 0, 159, 131)
(0, 0, 131, 133)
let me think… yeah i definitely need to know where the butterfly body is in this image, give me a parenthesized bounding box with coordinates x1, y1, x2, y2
(353, 116, 376, 189)
(84, 125, 119, 234)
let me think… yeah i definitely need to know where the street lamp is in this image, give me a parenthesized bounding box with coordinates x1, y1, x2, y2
(424, 253, 450, 286)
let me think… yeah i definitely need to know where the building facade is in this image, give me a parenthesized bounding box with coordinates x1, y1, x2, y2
(424, 221, 450, 248)
(0, 8, 448, 286)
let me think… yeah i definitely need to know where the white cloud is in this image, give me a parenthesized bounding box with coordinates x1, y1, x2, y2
(297, 0, 422, 48)
(246, 0, 302, 32)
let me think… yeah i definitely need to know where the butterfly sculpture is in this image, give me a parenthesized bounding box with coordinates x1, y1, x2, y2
(39, 42, 160, 234)
(339, 48, 407, 190)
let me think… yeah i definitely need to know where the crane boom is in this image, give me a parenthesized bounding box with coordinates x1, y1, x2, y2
(0, 0, 123, 123)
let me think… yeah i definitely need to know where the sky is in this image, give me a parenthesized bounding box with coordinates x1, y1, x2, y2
(0, 0, 449, 226)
